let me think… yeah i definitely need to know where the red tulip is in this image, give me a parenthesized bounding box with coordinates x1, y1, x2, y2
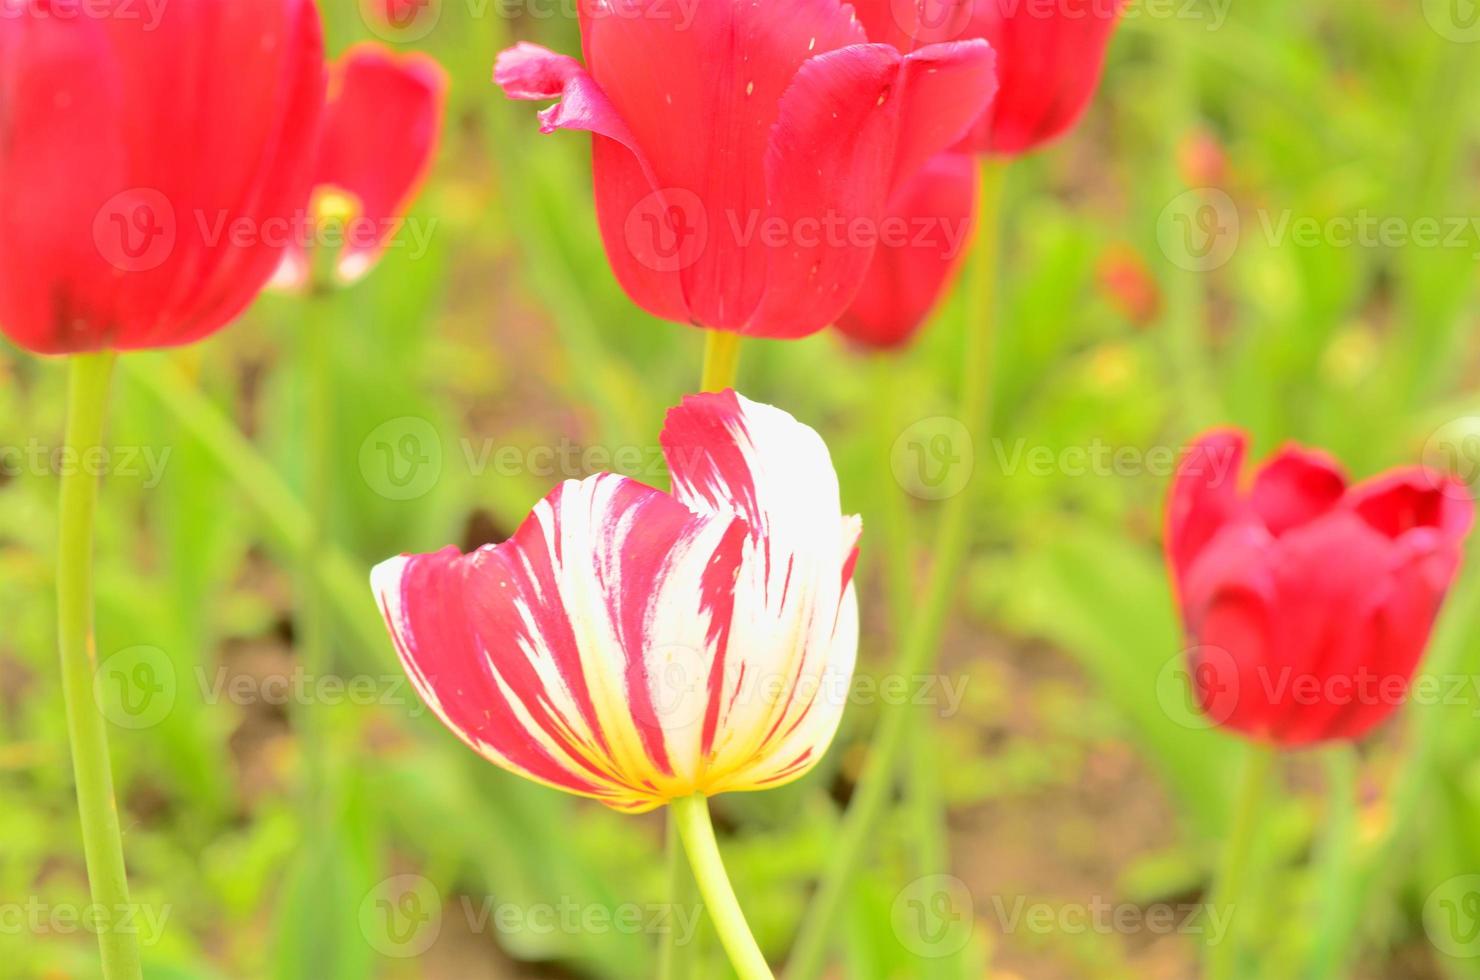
(1166, 430, 1475, 746)
(494, 0, 998, 339)
(0, 0, 325, 355)
(835, 153, 976, 349)
(373, 391, 862, 812)
(276, 43, 448, 290)
(852, 0, 1121, 157)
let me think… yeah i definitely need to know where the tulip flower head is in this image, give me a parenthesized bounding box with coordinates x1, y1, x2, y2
(835, 152, 977, 349)
(494, 0, 999, 339)
(852, 0, 1122, 157)
(1166, 430, 1475, 747)
(0, 0, 326, 354)
(373, 392, 862, 812)
(276, 43, 448, 291)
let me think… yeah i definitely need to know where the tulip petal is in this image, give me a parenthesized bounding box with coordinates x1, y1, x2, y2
(1348, 469, 1476, 544)
(494, 41, 693, 323)
(836, 152, 976, 348)
(374, 474, 749, 812)
(578, 0, 869, 330)
(661, 391, 862, 791)
(1165, 429, 1247, 600)
(886, 39, 998, 195)
(313, 44, 447, 284)
(1248, 445, 1347, 538)
(0, 0, 325, 353)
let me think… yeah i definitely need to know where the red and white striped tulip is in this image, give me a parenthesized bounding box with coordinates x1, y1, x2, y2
(373, 392, 862, 812)
(276, 43, 448, 290)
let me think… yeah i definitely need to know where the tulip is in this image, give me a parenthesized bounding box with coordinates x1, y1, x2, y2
(852, 0, 1122, 157)
(834, 153, 976, 349)
(1166, 429, 1475, 746)
(0, 0, 326, 354)
(494, 0, 998, 339)
(373, 390, 862, 811)
(276, 43, 448, 290)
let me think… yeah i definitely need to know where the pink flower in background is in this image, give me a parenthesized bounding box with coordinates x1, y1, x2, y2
(852, 0, 1122, 157)
(373, 391, 862, 812)
(835, 153, 977, 349)
(0, 0, 325, 354)
(494, 0, 997, 339)
(1166, 430, 1474, 746)
(276, 43, 448, 290)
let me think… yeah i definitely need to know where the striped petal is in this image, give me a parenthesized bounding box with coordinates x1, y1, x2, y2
(661, 391, 862, 794)
(373, 393, 861, 810)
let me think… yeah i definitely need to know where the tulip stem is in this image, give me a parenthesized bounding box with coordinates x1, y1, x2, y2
(786, 157, 1008, 980)
(671, 794, 773, 980)
(659, 813, 699, 980)
(1206, 743, 1277, 980)
(700, 330, 743, 393)
(56, 351, 143, 980)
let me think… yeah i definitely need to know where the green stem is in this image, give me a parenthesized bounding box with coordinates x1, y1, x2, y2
(56, 351, 143, 980)
(786, 158, 1008, 980)
(659, 813, 699, 980)
(298, 291, 335, 825)
(700, 330, 743, 393)
(1206, 744, 1276, 980)
(1305, 746, 1359, 980)
(671, 794, 773, 980)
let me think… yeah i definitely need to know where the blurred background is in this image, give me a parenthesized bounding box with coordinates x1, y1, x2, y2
(3, 0, 1480, 977)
